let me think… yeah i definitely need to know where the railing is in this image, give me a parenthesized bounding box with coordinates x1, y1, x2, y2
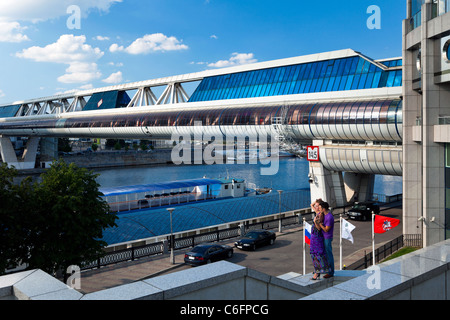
(346, 234, 423, 270)
(80, 214, 301, 271)
(80, 199, 407, 272)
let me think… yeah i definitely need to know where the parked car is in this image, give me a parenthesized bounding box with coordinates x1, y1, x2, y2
(347, 202, 380, 221)
(184, 243, 234, 266)
(234, 229, 276, 251)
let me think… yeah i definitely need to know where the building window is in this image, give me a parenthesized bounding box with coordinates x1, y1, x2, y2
(443, 40, 450, 63)
(410, 0, 424, 30)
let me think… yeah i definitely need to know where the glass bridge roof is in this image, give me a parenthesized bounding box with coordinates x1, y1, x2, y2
(189, 55, 402, 102)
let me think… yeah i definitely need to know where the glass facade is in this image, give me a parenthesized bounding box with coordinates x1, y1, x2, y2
(0, 99, 402, 142)
(189, 56, 402, 102)
(432, 0, 450, 17)
(447, 43, 450, 61)
(411, 0, 450, 30)
(410, 0, 424, 29)
(0, 105, 21, 118)
(83, 90, 131, 111)
(48, 99, 402, 140)
(379, 59, 403, 68)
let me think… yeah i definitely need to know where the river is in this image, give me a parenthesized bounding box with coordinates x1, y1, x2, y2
(93, 156, 402, 196)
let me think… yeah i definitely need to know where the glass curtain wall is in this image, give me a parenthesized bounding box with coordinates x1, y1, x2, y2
(189, 57, 402, 102)
(410, 0, 424, 29)
(0, 105, 20, 118)
(432, 0, 450, 16)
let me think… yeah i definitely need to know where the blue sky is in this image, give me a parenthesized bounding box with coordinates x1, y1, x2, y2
(0, 0, 405, 105)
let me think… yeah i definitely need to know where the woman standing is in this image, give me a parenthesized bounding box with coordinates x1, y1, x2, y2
(309, 208, 331, 280)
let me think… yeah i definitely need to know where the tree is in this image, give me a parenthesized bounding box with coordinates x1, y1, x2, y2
(28, 160, 117, 276)
(0, 164, 36, 273)
(0, 163, 22, 272)
(0, 160, 117, 277)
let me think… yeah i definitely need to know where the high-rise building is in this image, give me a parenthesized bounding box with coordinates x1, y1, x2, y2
(403, 0, 450, 245)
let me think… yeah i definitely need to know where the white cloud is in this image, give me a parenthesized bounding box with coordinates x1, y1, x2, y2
(58, 62, 102, 83)
(79, 84, 94, 90)
(102, 71, 123, 84)
(0, 0, 121, 42)
(95, 35, 110, 41)
(0, 0, 122, 22)
(0, 19, 30, 43)
(0, 89, 5, 98)
(108, 62, 123, 67)
(109, 43, 124, 53)
(110, 33, 188, 55)
(208, 53, 257, 68)
(16, 34, 104, 83)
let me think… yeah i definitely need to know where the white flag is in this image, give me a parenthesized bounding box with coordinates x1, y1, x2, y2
(341, 219, 356, 243)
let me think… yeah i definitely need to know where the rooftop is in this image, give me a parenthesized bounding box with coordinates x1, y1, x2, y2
(99, 178, 227, 197)
(1, 238, 449, 301)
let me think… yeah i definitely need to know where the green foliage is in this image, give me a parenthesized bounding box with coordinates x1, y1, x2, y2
(114, 141, 122, 150)
(0, 160, 117, 276)
(382, 247, 419, 262)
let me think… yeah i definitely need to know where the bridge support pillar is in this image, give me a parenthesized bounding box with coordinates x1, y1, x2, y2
(309, 161, 346, 208)
(0, 136, 40, 169)
(343, 172, 375, 203)
(309, 162, 375, 209)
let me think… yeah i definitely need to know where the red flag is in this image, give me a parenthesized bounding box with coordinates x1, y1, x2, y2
(374, 215, 400, 234)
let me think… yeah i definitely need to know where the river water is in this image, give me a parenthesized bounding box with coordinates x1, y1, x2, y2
(94, 156, 402, 196)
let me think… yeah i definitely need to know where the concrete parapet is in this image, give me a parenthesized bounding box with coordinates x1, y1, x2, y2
(1, 238, 450, 300)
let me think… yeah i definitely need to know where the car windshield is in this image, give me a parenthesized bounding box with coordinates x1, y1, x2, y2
(245, 232, 260, 239)
(191, 246, 209, 253)
(353, 204, 367, 210)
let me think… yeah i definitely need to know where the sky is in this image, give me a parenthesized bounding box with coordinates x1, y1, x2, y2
(0, 0, 406, 105)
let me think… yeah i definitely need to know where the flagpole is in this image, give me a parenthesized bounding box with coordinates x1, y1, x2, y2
(339, 214, 342, 270)
(372, 212, 375, 266)
(303, 217, 306, 275)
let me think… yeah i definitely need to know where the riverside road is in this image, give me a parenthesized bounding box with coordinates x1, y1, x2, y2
(79, 203, 403, 294)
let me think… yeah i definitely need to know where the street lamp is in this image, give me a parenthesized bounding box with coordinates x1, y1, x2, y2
(277, 190, 283, 232)
(167, 208, 175, 265)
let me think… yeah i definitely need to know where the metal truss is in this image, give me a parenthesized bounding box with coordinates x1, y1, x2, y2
(8, 79, 197, 118)
(126, 83, 190, 107)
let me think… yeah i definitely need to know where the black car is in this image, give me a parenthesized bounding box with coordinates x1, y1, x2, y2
(347, 202, 380, 221)
(184, 243, 234, 266)
(234, 229, 276, 251)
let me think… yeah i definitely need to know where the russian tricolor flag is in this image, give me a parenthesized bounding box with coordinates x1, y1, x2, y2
(304, 221, 312, 245)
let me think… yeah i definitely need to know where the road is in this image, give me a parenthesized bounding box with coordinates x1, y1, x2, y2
(80, 203, 403, 293)
(173, 203, 403, 277)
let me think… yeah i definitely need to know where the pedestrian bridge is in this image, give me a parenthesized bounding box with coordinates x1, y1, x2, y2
(0, 48, 403, 207)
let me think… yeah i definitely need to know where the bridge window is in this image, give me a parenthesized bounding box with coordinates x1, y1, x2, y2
(356, 102, 366, 124)
(189, 55, 401, 102)
(379, 100, 391, 124)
